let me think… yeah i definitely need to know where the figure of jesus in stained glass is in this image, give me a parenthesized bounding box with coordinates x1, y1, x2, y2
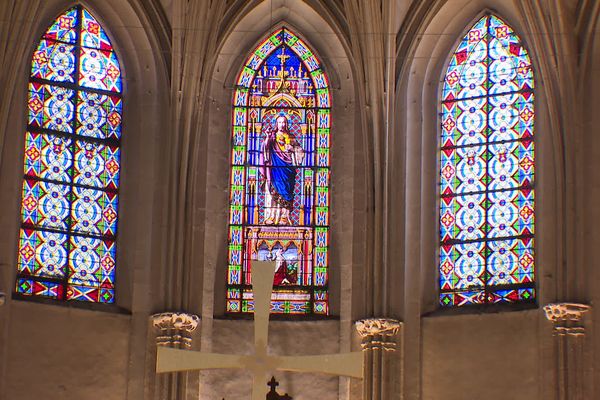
(227, 28, 331, 315)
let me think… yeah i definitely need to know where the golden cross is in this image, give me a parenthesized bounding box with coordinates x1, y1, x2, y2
(276, 47, 290, 71)
(156, 261, 363, 400)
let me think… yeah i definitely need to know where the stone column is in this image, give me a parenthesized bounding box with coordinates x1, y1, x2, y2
(543, 303, 591, 400)
(355, 318, 402, 400)
(152, 312, 200, 400)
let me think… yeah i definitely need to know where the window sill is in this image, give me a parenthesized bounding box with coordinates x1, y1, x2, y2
(11, 293, 132, 315)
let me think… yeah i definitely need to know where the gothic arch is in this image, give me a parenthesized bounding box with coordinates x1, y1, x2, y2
(189, 2, 358, 398)
(438, 14, 535, 307)
(0, 1, 169, 396)
(17, 5, 124, 304)
(4, 0, 170, 311)
(199, 1, 358, 319)
(396, 1, 558, 315)
(394, 2, 558, 399)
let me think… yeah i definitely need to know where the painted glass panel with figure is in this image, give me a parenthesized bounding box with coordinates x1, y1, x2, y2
(227, 28, 330, 315)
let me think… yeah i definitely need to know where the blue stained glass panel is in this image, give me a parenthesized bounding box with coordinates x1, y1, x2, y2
(31, 40, 76, 83)
(28, 83, 75, 133)
(79, 47, 122, 92)
(76, 91, 122, 140)
(43, 7, 78, 44)
(73, 140, 120, 190)
(16, 6, 122, 303)
(18, 229, 69, 279)
(80, 9, 113, 50)
(24, 132, 73, 183)
(439, 15, 535, 307)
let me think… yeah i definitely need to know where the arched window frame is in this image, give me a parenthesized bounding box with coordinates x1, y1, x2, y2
(14, 5, 123, 304)
(225, 27, 332, 315)
(438, 13, 536, 308)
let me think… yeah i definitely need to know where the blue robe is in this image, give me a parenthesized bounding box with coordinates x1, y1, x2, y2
(269, 148, 295, 205)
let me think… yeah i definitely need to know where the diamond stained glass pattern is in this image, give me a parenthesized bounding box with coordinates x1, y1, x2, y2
(79, 47, 122, 92)
(76, 91, 122, 140)
(227, 28, 331, 315)
(439, 15, 535, 307)
(31, 41, 76, 83)
(16, 6, 122, 304)
(28, 83, 75, 133)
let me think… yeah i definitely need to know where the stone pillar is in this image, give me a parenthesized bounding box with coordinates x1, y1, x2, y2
(543, 303, 591, 400)
(355, 318, 402, 400)
(152, 312, 200, 400)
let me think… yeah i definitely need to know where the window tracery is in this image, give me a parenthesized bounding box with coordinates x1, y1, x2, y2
(16, 6, 122, 303)
(439, 15, 535, 307)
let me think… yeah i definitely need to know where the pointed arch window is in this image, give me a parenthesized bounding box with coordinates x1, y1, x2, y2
(16, 6, 122, 303)
(439, 15, 535, 307)
(226, 28, 331, 315)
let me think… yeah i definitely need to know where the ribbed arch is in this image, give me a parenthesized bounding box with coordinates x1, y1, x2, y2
(16, 5, 122, 303)
(439, 14, 535, 307)
(226, 28, 331, 315)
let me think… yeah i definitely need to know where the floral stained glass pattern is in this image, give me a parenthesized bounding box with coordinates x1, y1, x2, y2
(439, 15, 535, 307)
(16, 6, 122, 303)
(227, 28, 331, 315)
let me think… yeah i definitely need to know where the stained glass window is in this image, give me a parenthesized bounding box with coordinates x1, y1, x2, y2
(439, 15, 535, 307)
(226, 28, 331, 315)
(16, 6, 122, 303)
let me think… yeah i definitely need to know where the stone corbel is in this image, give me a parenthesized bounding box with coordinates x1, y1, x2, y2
(543, 302, 591, 400)
(355, 318, 401, 351)
(543, 302, 590, 336)
(152, 312, 200, 349)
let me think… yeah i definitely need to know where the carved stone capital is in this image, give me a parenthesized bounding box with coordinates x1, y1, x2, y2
(356, 318, 401, 337)
(543, 303, 590, 336)
(544, 303, 590, 322)
(355, 318, 401, 351)
(152, 312, 200, 348)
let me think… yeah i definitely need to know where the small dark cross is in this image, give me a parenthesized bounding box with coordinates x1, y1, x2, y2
(268, 376, 279, 392)
(266, 376, 292, 400)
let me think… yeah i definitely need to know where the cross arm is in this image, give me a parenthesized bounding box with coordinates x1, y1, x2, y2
(273, 351, 364, 378)
(156, 347, 244, 373)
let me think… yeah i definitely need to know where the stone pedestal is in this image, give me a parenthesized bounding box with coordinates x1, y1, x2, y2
(543, 303, 590, 400)
(355, 318, 402, 400)
(152, 312, 200, 400)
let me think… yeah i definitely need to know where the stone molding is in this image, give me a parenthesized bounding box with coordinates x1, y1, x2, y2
(152, 312, 200, 348)
(355, 318, 402, 351)
(543, 303, 590, 336)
